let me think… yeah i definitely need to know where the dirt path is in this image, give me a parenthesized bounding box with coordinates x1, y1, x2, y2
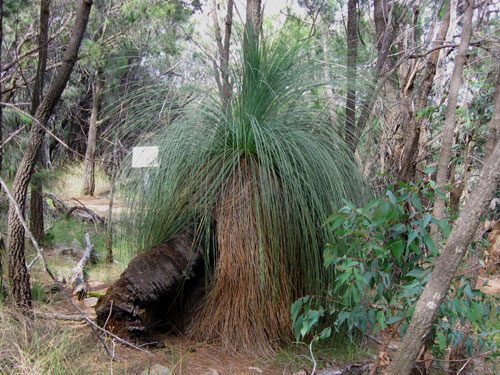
(62, 195, 124, 217)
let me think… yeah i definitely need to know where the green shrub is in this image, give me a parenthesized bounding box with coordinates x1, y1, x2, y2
(292, 178, 499, 358)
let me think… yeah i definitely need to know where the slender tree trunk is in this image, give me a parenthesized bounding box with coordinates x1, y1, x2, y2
(351, 0, 396, 152)
(321, 22, 338, 128)
(6, 0, 92, 310)
(245, 0, 261, 47)
(82, 67, 104, 196)
(0, 0, 3, 280)
(432, 0, 474, 233)
(396, 2, 451, 183)
(486, 65, 500, 158)
(30, 0, 50, 244)
(105, 184, 114, 264)
(345, 0, 358, 149)
(0, 0, 2, 191)
(211, 0, 234, 108)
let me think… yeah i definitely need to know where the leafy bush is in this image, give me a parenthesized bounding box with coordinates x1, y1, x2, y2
(292, 179, 499, 357)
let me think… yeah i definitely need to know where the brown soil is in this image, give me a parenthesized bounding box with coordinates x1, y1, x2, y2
(62, 195, 124, 216)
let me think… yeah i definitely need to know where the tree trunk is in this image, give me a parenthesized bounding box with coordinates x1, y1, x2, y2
(396, 2, 451, 183)
(95, 232, 204, 337)
(486, 65, 500, 158)
(82, 67, 104, 196)
(0, 0, 3, 193)
(245, 0, 261, 49)
(351, 0, 396, 152)
(345, 0, 358, 149)
(321, 22, 338, 128)
(6, 0, 93, 310)
(29, 0, 50, 245)
(211, 0, 234, 107)
(432, 0, 474, 233)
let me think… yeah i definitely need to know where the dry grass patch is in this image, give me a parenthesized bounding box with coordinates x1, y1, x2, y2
(0, 305, 107, 375)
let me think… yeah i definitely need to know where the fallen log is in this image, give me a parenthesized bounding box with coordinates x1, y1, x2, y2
(34, 311, 85, 321)
(95, 231, 205, 338)
(44, 193, 106, 226)
(71, 232, 94, 300)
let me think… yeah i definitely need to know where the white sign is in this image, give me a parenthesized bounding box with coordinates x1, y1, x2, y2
(132, 146, 159, 168)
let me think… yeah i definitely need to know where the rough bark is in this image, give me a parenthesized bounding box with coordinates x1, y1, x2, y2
(485, 65, 500, 158)
(95, 232, 204, 338)
(0, 0, 3, 191)
(387, 45, 500, 375)
(432, 0, 474, 231)
(211, 0, 234, 107)
(345, 0, 358, 149)
(396, 2, 451, 183)
(351, 0, 397, 152)
(29, 0, 50, 244)
(82, 67, 104, 196)
(6, 0, 93, 309)
(246, 0, 261, 38)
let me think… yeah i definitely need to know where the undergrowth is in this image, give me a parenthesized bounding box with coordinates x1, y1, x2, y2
(0, 305, 104, 375)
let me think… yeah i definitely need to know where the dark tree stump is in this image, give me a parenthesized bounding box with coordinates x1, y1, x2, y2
(95, 232, 205, 338)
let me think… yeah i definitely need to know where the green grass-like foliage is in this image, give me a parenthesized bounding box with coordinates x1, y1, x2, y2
(120, 29, 367, 351)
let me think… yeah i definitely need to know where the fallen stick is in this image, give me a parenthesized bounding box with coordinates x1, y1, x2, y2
(44, 193, 106, 227)
(70, 197, 107, 225)
(34, 311, 85, 321)
(316, 359, 374, 375)
(0, 177, 149, 360)
(71, 232, 94, 300)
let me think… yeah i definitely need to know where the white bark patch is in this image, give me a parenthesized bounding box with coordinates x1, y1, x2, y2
(426, 301, 437, 310)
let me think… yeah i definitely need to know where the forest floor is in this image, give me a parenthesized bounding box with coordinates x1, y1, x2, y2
(21, 244, 372, 375)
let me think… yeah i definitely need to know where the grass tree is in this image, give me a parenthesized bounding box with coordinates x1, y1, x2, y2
(122, 29, 367, 353)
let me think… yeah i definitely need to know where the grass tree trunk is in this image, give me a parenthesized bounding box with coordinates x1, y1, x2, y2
(345, 0, 358, 150)
(29, 0, 50, 245)
(82, 67, 104, 196)
(6, 0, 92, 310)
(432, 0, 474, 234)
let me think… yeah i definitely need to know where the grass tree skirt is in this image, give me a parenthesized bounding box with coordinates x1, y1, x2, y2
(185, 159, 294, 354)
